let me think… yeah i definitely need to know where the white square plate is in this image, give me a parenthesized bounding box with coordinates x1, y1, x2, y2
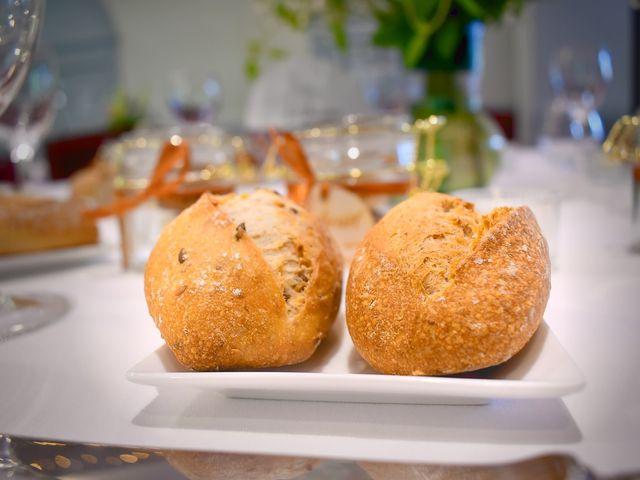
(127, 317, 584, 405)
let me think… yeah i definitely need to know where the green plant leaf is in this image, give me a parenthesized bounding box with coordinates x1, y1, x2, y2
(329, 19, 348, 50)
(455, 0, 485, 18)
(371, 0, 413, 49)
(325, 0, 349, 50)
(275, 1, 303, 30)
(455, 0, 515, 21)
(400, 0, 439, 27)
(404, 30, 430, 68)
(432, 16, 463, 61)
(414, 0, 439, 20)
(325, 0, 347, 14)
(245, 58, 260, 80)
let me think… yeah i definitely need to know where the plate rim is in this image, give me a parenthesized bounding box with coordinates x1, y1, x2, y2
(126, 321, 585, 402)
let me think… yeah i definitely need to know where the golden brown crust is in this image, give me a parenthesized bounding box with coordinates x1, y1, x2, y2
(0, 194, 98, 256)
(144, 190, 342, 371)
(165, 451, 318, 480)
(346, 192, 550, 376)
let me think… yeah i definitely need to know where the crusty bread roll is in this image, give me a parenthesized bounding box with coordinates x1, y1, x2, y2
(0, 194, 98, 256)
(346, 192, 550, 376)
(304, 183, 375, 264)
(164, 451, 317, 480)
(144, 189, 343, 371)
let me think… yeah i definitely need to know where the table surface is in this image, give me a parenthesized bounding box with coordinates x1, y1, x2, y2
(1, 146, 639, 478)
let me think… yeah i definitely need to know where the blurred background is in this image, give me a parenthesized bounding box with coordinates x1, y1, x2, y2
(25, 0, 640, 133)
(0, 0, 637, 182)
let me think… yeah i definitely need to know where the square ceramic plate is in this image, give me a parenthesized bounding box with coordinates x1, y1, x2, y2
(127, 317, 584, 405)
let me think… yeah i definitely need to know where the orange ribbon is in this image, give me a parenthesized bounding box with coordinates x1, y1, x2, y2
(83, 141, 191, 219)
(341, 179, 411, 196)
(269, 129, 412, 202)
(269, 129, 316, 205)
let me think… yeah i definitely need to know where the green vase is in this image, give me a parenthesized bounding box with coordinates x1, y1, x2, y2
(411, 29, 505, 192)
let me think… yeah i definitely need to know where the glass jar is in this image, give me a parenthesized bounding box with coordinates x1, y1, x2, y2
(102, 126, 246, 270)
(296, 114, 416, 208)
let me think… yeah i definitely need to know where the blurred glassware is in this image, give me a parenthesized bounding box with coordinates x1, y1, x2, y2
(0, 1, 51, 478)
(308, 12, 421, 116)
(295, 114, 415, 206)
(167, 69, 222, 127)
(0, 0, 43, 115)
(543, 46, 613, 143)
(0, 0, 47, 345)
(243, 55, 367, 132)
(410, 22, 505, 192)
(101, 126, 254, 270)
(412, 115, 448, 193)
(0, 47, 63, 186)
(603, 114, 640, 252)
(293, 113, 465, 213)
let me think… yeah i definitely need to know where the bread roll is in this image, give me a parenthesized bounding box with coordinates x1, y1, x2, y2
(346, 192, 550, 376)
(165, 451, 317, 480)
(0, 194, 98, 256)
(144, 189, 342, 371)
(304, 183, 375, 264)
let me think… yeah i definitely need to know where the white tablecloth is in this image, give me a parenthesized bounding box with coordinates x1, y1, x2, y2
(1, 146, 639, 477)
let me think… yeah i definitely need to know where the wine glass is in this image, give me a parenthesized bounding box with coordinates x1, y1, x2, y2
(543, 46, 613, 143)
(539, 46, 613, 182)
(166, 69, 223, 128)
(0, 0, 43, 115)
(0, 1, 50, 477)
(0, 47, 61, 187)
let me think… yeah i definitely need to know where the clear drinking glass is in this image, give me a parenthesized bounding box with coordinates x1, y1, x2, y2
(297, 114, 415, 199)
(0, 47, 61, 187)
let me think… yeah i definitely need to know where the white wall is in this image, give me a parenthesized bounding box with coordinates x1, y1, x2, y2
(102, 0, 306, 129)
(102, 0, 632, 142)
(103, 0, 520, 130)
(513, 0, 632, 143)
(482, 21, 516, 112)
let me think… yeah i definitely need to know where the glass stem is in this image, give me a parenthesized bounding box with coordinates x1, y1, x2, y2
(632, 165, 640, 253)
(9, 142, 35, 190)
(0, 435, 18, 469)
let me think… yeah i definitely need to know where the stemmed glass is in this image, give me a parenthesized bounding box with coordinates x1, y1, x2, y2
(0, 47, 60, 186)
(543, 46, 613, 142)
(0, 1, 53, 477)
(166, 69, 223, 128)
(0, 0, 42, 113)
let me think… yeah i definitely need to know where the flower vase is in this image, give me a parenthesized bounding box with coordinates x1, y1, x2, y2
(411, 23, 505, 192)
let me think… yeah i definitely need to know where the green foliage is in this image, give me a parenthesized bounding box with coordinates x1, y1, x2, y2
(274, 1, 306, 29)
(371, 0, 523, 69)
(246, 0, 525, 79)
(325, 0, 349, 50)
(108, 89, 148, 132)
